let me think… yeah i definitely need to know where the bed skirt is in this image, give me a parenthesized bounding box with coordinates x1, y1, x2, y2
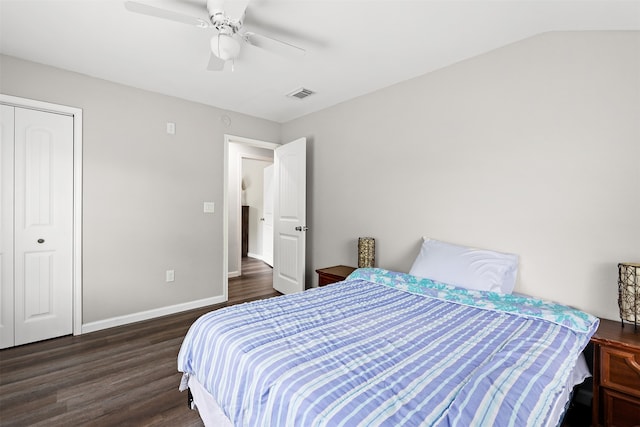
(185, 374, 233, 427)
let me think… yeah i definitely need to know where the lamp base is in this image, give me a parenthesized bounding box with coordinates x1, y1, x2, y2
(618, 262, 639, 333)
(620, 318, 638, 332)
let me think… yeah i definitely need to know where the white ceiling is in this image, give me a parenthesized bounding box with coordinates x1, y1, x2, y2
(1, 0, 639, 123)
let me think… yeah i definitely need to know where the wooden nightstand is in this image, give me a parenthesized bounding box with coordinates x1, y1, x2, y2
(591, 318, 640, 427)
(316, 265, 356, 287)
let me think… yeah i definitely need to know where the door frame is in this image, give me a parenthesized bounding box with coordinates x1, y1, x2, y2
(223, 134, 278, 301)
(0, 94, 83, 336)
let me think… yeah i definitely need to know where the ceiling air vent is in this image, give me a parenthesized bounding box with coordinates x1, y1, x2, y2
(287, 87, 315, 100)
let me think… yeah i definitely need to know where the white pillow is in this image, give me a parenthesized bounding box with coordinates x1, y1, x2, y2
(409, 238, 519, 294)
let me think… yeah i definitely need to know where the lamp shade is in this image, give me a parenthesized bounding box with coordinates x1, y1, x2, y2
(211, 33, 240, 61)
(618, 262, 640, 329)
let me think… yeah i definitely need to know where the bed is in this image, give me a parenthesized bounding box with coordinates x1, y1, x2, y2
(177, 266, 598, 426)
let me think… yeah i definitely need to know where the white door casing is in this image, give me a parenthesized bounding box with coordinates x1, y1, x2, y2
(262, 164, 274, 267)
(223, 135, 279, 301)
(0, 105, 15, 348)
(13, 107, 74, 346)
(272, 138, 307, 294)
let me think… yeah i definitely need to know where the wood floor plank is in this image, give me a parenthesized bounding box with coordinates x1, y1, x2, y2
(0, 258, 276, 427)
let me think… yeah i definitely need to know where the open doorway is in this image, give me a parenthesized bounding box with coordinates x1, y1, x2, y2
(232, 157, 276, 299)
(223, 134, 308, 301)
(223, 135, 278, 301)
(241, 157, 273, 265)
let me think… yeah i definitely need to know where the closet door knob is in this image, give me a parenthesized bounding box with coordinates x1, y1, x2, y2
(37, 238, 45, 244)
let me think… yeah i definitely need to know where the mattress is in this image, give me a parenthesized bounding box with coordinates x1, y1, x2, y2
(178, 268, 598, 426)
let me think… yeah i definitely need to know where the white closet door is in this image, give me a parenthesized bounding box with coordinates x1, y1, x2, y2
(0, 105, 15, 349)
(13, 107, 73, 346)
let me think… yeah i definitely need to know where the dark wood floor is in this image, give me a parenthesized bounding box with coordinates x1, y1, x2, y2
(0, 257, 277, 427)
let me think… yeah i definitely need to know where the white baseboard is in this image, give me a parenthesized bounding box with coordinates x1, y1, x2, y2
(228, 270, 240, 278)
(81, 295, 227, 334)
(248, 253, 273, 267)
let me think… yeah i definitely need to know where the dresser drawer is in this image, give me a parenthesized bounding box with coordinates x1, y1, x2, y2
(600, 345, 640, 398)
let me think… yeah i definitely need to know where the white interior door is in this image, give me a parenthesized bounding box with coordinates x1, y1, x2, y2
(0, 106, 15, 349)
(272, 138, 306, 294)
(13, 107, 74, 346)
(262, 164, 274, 267)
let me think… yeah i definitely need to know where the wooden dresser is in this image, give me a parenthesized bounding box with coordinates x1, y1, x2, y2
(591, 318, 640, 426)
(315, 265, 356, 286)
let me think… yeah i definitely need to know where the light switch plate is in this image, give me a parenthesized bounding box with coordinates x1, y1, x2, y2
(166, 122, 176, 135)
(203, 202, 215, 213)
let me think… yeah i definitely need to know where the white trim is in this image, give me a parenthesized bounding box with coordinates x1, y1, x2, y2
(247, 252, 265, 262)
(81, 295, 226, 334)
(0, 94, 83, 337)
(73, 110, 83, 336)
(226, 134, 280, 150)
(235, 154, 243, 272)
(223, 135, 279, 299)
(0, 94, 78, 117)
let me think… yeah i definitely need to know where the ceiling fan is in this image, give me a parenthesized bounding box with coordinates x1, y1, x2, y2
(124, 0, 306, 71)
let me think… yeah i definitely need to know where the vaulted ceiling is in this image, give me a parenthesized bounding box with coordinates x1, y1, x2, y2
(1, 0, 639, 123)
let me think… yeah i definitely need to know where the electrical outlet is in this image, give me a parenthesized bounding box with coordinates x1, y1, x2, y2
(166, 270, 175, 282)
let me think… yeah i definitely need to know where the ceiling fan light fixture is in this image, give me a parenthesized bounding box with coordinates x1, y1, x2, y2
(211, 33, 240, 61)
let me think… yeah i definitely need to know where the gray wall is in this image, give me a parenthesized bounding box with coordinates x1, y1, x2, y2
(0, 55, 280, 324)
(282, 32, 640, 321)
(2, 31, 637, 326)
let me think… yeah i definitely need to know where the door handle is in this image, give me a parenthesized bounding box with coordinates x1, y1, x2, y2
(37, 238, 45, 244)
(260, 218, 265, 221)
(295, 226, 309, 232)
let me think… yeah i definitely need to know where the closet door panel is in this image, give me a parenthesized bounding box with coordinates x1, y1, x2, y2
(13, 107, 73, 346)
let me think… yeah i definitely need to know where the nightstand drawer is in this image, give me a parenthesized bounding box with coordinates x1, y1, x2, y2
(600, 345, 640, 398)
(316, 265, 356, 287)
(602, 388, 640, 427)
(318, 274, 340, 287)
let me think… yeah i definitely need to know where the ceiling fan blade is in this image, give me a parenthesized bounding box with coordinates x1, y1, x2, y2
(207, 53, 226, 71)
(243, 32, 306, 57)
(125, 1, 211, 28)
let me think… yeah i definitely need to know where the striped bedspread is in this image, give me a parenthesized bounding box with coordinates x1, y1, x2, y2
(177, 269, 598, 427)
